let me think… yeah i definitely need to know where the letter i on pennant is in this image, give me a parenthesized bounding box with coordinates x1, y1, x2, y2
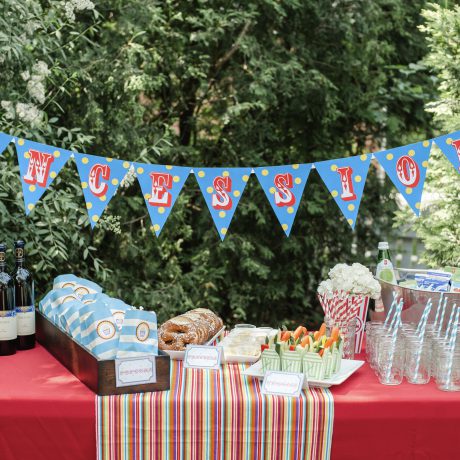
(75, 153, 132, 228)
(15, 139, 73, 215)
(315, 154, 372, 229)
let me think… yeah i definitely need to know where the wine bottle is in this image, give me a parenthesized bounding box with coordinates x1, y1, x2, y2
(0, 243, 16, 356)
(11, 240, 35, 350)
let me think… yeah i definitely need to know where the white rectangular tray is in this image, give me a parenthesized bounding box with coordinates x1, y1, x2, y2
(163, 327, 226, 360)
(242, 358, 365, 388)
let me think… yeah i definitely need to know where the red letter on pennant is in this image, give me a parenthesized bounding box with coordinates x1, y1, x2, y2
(274, 173, 295, 207)
(212, 176, 232, 210)
(149, 172, 172, 207)
(451, 139, 460, 171)
(396, 156, 419, 188)
(336, 166, 356, 201)
(23, 150, 55, 187)
(89, 164, 110, 197)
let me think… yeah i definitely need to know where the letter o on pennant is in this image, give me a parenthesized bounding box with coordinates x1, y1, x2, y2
(396, 155, 420, 188)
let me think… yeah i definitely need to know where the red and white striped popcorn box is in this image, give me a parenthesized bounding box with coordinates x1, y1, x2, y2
(350, 295, 370, 353)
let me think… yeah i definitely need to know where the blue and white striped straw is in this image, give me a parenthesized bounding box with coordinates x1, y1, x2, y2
(444, 303, 458, 341)
(383, 292, 398, 328)
(385, 313, 402, 382)
(433, 293, 444, 331)
(437, 296, 448, 337)
(416, 299, 432, 338)
(389, 299, 403, 333)
(445, 307, 460, 390)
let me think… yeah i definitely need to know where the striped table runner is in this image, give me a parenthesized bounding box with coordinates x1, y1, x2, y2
(97, 361, 334, 460)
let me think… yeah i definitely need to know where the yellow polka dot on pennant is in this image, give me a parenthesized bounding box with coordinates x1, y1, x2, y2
(269, 187, 276, 194)
(158, 207, 165, 214)
(27, 204, 34, 211)
(53, 150, 60, 158)
(348, 204, 355, 211)
(81, 182, 88, 189)
(242, 175, 249, 182)
(24, 152, 30, 159)
(112, 178, 119, 186)
(92, 215, 99, 223)
(360, 154, 367, 161)
(222, 171, 229, 177)
(220, 228, 227, 236)
(330, 164, 338, 172)
(173, 175, 180, 183)
(123, 161, 130, 169)
(331, 190, 338, 198)
(29, 185, 36, 192)
(233, 190, 240, 197)
(408, 149, 415, 157)
(50, 171, 57, 179)
(82, 157, 89, 164)
(206, 186, 213, 194)
(198, 171, 205, 178)
(144, 193, 151, 200)
(386, 153, 393, 161)
(100, 195, 106, 202)
(347, 219, 353, 226)
(446, 138, 452, 145)
(166, 165, 173, 170)
(281, 224, 288, 231)
(153, 224, 160, 232)
(415, 202, 421, 210)
(406, 187, 413, 195)
(287, 207, 294, 214)
(423, 140, 430, 147)
(422, 161, 428, 168)
(219, 211, 226, 218)
(294, 177, 301, 185)
(86, 202, 92, 210)
(136, 167, 144, 175)
(261, 169, 269, 176)
(355, 175, 362, 183)
(106, 157, 113, 162)
(18, 139, 24, 146)
(292, 164, 299, 170)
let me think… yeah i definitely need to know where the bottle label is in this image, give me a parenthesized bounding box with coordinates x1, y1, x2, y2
(0, 310, 17, 340)
(15, 247, 24, 263)
(16, 306, 35, 336)
(376, 259, 396, 283)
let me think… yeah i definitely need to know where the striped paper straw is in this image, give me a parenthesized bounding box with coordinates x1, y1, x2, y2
(433, 293, 444, 331)
(389, 299, 403, 333)
(444, 303, 458, 341)
(385, 313, 402, 382)
(383, 292, 398, 328)
(437, 296, 448, 337)
(446, 307, 460, 390)
(416, 299, 432, 338)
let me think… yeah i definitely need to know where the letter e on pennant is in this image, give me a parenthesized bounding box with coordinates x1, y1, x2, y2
(149, 172, 172, 207)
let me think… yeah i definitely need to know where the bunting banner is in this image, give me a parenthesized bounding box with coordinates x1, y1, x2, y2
(74, 153, 131, 228)
(1, 130, 458, 239)
(15, 138, 73, 215)
(0, 132, 12, 155)
(374, 140, 432, 216)
(194, 167, 251, 240)
(433, 130, 460, 174)
(254, 164, 312, 236)
(136, 164, 191, 236)
(315, 154, 372, 229)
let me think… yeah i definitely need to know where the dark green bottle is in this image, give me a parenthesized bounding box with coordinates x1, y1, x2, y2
(0, 243, 16, 356)
(11, 240, 35, 350)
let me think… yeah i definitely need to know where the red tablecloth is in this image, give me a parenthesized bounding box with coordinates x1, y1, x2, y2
(1, 343, 459, 460)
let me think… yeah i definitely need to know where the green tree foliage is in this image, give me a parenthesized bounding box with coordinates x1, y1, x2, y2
(0, 0, 434, 325)
(395, 3, 460, 268)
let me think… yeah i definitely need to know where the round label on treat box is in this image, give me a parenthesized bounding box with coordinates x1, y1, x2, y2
(75, 286, 90, 296)
(97, 320, 116, 339)
(62, 282, 76, 289)
(136, 322, 150, 342)
(62, 295, 76, 304)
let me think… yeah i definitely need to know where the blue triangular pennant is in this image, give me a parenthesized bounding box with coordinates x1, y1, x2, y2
(315, 154, 372, 229)
(0, 132, 13, 155)
(136, 164, 190, 236)
(375, 140, 432, 215)
(15, 138, 73, 215)
(194, 167, 251, 240)
(254, 164, 312, 236)
(75, 153, 131, 228)
(432, 130, 460, 175)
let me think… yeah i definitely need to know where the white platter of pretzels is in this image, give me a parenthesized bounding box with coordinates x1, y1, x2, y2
(158, 308, 225, 360)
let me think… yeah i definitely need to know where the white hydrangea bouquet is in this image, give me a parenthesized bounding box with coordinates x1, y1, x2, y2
(318, 263, 381, 355)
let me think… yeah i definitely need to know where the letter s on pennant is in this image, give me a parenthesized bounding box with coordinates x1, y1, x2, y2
(23, 150, 55, 187)
(212, 176, 232, 210)
(336, 166, 356, 201)
(89, 164, 110, 197)
(149, 172, 172, 207)
(396, 155, 420, 188)
(274, 173, 295, 207)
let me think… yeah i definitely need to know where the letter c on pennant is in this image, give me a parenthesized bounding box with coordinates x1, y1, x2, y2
(396, 155, 420, 188)
(89, 164, 110, 197)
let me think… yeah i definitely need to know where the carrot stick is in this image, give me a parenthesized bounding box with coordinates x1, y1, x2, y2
(293, 326, 304, 340)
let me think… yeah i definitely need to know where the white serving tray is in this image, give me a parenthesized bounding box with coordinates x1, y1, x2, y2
(242, 358, 365, 388)
(222, 353, 260, 364)
(162, 327, 226, 360)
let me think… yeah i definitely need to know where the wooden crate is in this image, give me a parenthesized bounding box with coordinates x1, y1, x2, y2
(35, 310, 170, 395)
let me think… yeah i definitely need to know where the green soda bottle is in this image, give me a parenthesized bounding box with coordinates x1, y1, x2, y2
(376, 242, 396, 284)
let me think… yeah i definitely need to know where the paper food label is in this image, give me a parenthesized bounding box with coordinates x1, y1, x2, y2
(75, 286, 90, 296)
(136, 322, 150, 342)
(262, 371, 305, 398)
(115, 356, 156, 387)
(184, 345, 222, 370)
(97, 320, 116, 339)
